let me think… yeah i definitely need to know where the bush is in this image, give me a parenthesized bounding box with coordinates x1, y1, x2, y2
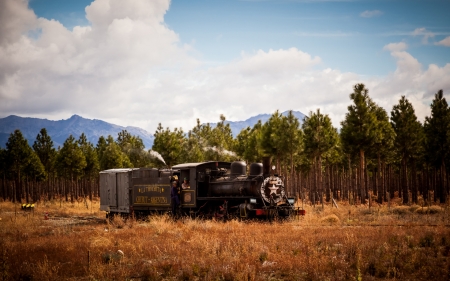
(408, 205, 421, 212)
(320, 214, 340, 224)
(415, 206, 444, 214)
(419, 233, 435, 247)
(110, 214, 126, 228)
(392, 206, 411, 215)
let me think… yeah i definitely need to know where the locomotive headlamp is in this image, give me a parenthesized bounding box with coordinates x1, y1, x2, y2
(250, 198, 257, 204)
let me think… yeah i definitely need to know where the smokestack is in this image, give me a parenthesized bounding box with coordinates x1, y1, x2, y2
(262, 156, 271, 178)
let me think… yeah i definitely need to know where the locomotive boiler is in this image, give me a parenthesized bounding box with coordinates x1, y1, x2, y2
(100, 160, 295, 219)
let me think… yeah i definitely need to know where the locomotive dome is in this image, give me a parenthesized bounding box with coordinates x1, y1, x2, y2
(230, 161, 246, 175)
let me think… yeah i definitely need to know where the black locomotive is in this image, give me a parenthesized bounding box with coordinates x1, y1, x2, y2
(100, 160, 295, 219)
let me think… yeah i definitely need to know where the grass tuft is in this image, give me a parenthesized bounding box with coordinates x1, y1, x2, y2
(320, 214, 340, 224)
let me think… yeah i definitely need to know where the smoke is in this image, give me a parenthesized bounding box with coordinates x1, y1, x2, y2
(148, 150, 167, 165)
(203, 146, 236, 157)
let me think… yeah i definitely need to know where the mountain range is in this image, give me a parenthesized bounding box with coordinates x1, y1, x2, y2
(0, 115, 154, 149)
(0, 110, 305, 149)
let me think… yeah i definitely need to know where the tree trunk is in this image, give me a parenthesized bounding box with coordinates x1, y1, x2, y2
(402, 156, 408, 204)
(411, 159, 418, 203)
(388, 164, 394, 199)
(318, 155, 323, 205)
(313, 156, 317, 205)
(348, 156, 353, 204)
(382, 161, 386, 202)
(377, 153, 382, 203)
(439, 160, 446, 203)
(433, 168, 437, 203)
(16, 169, 21, 203)
(359, 149, 365, 203)
(325, 164, 330, 202)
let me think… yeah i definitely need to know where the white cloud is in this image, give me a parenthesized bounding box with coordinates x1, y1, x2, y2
(412, 27, 435, 44)
(436, 36, 450, 47)
(383, 42, 407, 52)
(0, 0, 197, 128)
(374, 42, 450, 119)
(360, 10, 383, 18)
(0, 0, 449, 134)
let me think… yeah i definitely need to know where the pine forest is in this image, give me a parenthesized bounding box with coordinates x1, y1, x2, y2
(1, 85, 449, 206)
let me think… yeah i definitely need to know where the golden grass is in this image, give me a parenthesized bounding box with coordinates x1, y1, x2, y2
(0, 200, 449, 280)
(415, 205, 445, 214)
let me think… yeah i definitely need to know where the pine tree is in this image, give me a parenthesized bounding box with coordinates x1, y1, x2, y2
(56, 135, 87, 180)
(391, 96, 423, 203)
(235, 127, 251, 161)
(341, 84, 379, 202)
(116, 130, 148, 167)
(78, 133, 100, 179)
(261, 110, 284, 172)
(5, 130, 46, 201)
(24, 151, 47, 181)
(302, 109, 338, 202)
(99, 135, 133, 170)
(96, 136, 107, 169)
(152, 124, 185, 167)
(0, 148, 6, 200)
(234, 120, 264, 163)
(182, 129, 205, 163)
(33, 128, 56, 175)
(245, 120, 264, 163)
(424, 89, 449, 203)
(206, 115, 236, 162)
(280, 111, 303, 194)
(368, 105, 395, 203)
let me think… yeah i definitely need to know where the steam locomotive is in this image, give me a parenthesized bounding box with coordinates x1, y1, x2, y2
(99, 160, 295, 219)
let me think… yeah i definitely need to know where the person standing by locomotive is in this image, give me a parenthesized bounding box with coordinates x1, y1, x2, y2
(171, 180, 180, 217)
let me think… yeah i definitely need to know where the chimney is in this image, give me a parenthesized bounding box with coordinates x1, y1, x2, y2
(262, 156, 271, 178)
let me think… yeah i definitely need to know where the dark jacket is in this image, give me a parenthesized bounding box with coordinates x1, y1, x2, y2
(171, 186, 180, 205)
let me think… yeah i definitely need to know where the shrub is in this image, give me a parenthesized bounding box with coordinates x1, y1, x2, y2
(259, 252, 268, 263)
(320, 214, 340, 224)
(392, 206, 411, 215)
(110, 214, 126, 228)
(419, 233, 435, 247)
(415, 206, 444, 214)
(408, 205, 421, 212)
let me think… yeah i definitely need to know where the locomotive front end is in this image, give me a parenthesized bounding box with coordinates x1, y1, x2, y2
(237, 167, 294, 219)
(260, 175, 286, 204)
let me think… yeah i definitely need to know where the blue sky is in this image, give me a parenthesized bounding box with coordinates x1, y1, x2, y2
(28, 0, 450, 75)
(1, 0, 449, 131)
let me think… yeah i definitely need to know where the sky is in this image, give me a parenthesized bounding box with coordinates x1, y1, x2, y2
(1, 0, 449, 133)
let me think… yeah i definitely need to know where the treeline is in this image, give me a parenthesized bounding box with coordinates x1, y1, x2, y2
(1, 83, 449, 205)
(0, 130, 161, 203)
(154, 84, 450, 205)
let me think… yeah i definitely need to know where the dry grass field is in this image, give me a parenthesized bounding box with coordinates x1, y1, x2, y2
(1, 199, 449, 280)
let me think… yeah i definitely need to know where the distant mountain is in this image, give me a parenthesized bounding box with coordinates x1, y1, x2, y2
(209, 110, 306, 137)
(0, 115, 154, 149)
(0, 110, 306, 149)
